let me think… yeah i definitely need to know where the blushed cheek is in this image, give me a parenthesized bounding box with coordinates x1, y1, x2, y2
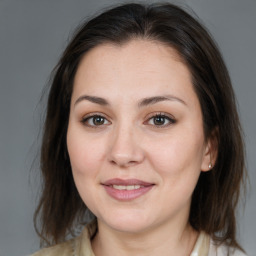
(147, 140, 185, 173)
(67, 137, 105, 176)
(148, 136, 204, 178)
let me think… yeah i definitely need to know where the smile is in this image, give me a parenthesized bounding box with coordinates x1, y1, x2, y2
(102, 179, 154, 201)
(112, 185, 143, 190)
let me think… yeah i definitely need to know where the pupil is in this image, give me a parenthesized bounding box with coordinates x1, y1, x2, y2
(154, 116, 165, 125)
(93, 116, 104, 125)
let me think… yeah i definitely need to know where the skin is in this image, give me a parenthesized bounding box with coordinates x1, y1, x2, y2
(67, 39, 215, 256)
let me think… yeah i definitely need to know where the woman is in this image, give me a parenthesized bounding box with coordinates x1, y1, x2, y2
(32, 3, 247, 256)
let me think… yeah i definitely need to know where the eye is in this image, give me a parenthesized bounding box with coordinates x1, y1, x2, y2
(146, 113, 176, 127)
(81, 114, 111, 127)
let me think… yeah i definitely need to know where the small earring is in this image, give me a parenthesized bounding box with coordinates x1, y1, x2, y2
(208, 163, 212, 169)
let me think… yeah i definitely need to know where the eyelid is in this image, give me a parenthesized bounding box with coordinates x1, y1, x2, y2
(81, 112, 111, 127)
(79, 111, 176, 129)
(144, 112, 176, 127)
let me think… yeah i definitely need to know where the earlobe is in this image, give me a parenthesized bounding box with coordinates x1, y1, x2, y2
(201, 128, 218, 172)
(201, 143, 213, 172)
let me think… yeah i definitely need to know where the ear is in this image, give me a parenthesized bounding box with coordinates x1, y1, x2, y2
(201, 128, 218, 172)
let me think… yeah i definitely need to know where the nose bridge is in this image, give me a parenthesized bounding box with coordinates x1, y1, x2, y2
(108, 120, 144, 166)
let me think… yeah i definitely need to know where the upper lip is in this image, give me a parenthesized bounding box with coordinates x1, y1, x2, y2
(102, 178, 154, 186)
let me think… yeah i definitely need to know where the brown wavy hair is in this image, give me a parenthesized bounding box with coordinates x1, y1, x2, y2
(34, 2, 246, 250)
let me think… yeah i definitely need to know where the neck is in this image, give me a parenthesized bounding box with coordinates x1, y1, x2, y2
(92, 219, 198, 256)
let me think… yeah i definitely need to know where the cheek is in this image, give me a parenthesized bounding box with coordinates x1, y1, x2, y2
(146, 129, 205, 177)
(66, 127, 106, 176)
(66, 128, 106, 210)
(147, 133, 205, 206)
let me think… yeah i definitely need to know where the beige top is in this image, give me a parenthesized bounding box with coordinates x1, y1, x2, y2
(31, 222, 247, 256)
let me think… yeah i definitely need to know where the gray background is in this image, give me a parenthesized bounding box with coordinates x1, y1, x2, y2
(0, 0, 255, 255)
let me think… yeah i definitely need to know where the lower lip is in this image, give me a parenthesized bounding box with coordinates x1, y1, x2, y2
(103, 185, 154, 201)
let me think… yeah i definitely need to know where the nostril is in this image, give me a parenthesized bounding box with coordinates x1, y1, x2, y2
(110, 160, 117, 165)
(109, 159, 139, 167)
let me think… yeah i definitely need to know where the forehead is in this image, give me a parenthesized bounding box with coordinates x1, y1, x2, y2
(72, 39, 197, 106)
(75, 39, 184, 78)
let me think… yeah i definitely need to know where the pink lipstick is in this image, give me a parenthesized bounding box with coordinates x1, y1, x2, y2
(102, 179, 154, 201)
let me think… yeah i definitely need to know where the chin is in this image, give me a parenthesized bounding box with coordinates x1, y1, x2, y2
(99, 211, 155, 234)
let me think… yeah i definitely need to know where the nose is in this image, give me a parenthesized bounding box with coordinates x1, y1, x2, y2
(107, 125, 144, 168)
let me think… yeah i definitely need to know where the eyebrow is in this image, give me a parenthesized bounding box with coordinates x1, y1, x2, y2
(74, 94, 186, 107)
(138, 95, 186, 107)
(74, 95, 109, 106)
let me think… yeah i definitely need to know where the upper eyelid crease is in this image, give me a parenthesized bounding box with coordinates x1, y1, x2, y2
(82, 113, 109, 121)
(81, 113, 175, 128)
(148, 114, 176, 122)
(81, 115, 111, 126)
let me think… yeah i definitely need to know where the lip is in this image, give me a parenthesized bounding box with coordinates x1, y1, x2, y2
(102, 178, 155, 201)
(103, 178, 153, 186)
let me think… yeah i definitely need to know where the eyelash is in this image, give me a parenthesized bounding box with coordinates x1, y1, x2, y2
(81, 113, 111, 128)
(81, 112, 176, 128)
(145, 112, 176, 128)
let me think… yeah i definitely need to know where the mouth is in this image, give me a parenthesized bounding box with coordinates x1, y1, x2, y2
(102, 179, 155, 201)
(111, 184, 144, 190)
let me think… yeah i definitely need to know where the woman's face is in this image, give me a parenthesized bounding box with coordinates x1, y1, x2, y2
(67, 40, 212, 234)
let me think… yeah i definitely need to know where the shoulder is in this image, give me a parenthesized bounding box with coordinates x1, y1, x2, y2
(30, 221, 97, 256)
(30, 239, 74, 256)
(208, 239, 248, 256)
